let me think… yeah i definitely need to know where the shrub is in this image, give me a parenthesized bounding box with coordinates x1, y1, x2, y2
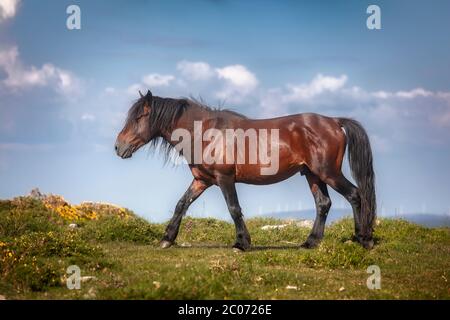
(80, 215, 163, 244)
(299, 241, 375, 269)
(0, 198, 64, 238)
(0, 230, 106, 291)
(42, 194, 134, 222)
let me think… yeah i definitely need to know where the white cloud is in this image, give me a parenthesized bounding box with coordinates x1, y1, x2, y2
(395, 88, 433, 99)
(215, 64, 258, 101)
(283, 74, 347, 102)
(126, 61, 259, 104)
(81, 113, 95, 121)
(177, 60, 214, 81)
(125, 73, 175, 96)
(142, 73, 175, 87)
(0, 0, 20, 22)
(215, 65, 258, 92)
(104, 87, 115, 94)
(259, 74, 348, 117)
(126, 83, 145, 96)
(373, 88, 434, 100)
(372, 90, 391, 99)
(259, 73, 450, 151)
(0, 46, 79, 94)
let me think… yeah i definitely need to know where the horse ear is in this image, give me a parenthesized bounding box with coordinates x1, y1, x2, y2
(139, 90, 144, 98)
(145, 90, 153, 106)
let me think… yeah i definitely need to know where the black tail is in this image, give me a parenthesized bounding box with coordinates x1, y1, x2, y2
(339, 118, 376, 236)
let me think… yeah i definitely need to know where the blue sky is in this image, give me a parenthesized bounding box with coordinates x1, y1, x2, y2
(1, 0, 450, 221)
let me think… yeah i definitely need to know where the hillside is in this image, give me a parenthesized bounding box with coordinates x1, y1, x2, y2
(0, 192, 449, 299)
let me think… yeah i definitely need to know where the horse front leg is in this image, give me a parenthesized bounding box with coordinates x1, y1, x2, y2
(217, 177, 251, 251)
(160, 179, 210, 248)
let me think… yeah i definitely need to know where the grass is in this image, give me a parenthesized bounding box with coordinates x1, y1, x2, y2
(0, 196, 449, 299)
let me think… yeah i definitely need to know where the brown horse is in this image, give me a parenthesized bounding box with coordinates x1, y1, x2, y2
(115, 90, 376, 250)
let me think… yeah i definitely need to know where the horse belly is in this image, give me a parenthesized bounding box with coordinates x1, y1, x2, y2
(234, 133, 304, 184)
(235, 163, 301, 185)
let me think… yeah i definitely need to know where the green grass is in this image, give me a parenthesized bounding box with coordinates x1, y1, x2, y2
(1, 197, 449, 299)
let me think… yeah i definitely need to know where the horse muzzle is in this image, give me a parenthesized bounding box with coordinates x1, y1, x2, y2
(115, 142, 133, 159)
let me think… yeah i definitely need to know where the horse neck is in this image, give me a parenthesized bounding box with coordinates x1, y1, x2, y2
(158, 102, 212, 144)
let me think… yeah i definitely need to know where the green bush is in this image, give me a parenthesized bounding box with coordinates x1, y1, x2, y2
(0, 195, 159, 292)
(1, 230, 106, 291)
(0, 198, 64, 238)
(80, 215, 164, 244)
(294, 219, 374, 269)
(299, 241, 375, 269)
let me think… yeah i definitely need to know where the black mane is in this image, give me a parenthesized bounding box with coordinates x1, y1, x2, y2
(126, 96, 188, 134)
(126, 95, 246, 133)
(125, 95, 246, 163)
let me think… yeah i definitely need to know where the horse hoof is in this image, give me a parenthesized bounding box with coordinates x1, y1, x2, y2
(300, 241, 317, 249)
(160, 240, 173, 249)
(361, 239, 374, 250)
(354, 235, 375, 250)
(232, 243, 250, 252)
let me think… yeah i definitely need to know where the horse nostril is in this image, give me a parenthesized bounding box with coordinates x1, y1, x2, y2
(115, 145, 118, 151)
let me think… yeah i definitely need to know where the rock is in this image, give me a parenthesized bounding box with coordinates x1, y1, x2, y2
(286, 285, 298, 290)
(261, 224, 288, 230)
(29, 188, 45, 200)
(339, 286, 346, 292)
(153, 281, 161, 289)
(261, 219, 314, 230)
(68, 223, 78, 229)
(160, 240, 172, 249)
(281, 240, 298, 245)
(295, 220, 314, 228)
(80, 276, 97, 283)
(180, 242, 192, 247)
(0, 294, 6, 300)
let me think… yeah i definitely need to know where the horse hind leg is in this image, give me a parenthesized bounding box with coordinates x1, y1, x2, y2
(301, 173, 332, 249)
(322, 173, 374, 249)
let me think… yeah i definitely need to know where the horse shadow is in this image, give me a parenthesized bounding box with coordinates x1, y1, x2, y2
(167, 236, 382, 251)
(166, 243, 304, 251)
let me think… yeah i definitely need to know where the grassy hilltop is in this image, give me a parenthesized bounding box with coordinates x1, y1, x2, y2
(0, 193, 449, 300)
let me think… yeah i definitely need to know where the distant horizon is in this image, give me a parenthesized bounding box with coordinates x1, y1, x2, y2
(3, 187, 450, 228)
(2, 185, 450, 221)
